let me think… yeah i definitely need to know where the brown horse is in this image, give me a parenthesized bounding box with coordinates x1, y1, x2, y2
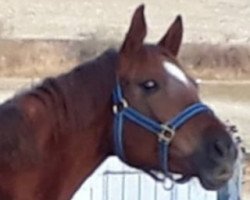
(0, 5, 237, 200)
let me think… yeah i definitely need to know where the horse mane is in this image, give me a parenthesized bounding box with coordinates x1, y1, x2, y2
(0, 48, 118, 170)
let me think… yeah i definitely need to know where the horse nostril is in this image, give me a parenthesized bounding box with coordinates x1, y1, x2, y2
(213, 140, 228, 157)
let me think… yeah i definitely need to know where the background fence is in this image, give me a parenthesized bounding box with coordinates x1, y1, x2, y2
(72, 149, 244, 200)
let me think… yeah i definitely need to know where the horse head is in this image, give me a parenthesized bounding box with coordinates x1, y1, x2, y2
(113, 5, 237, 190)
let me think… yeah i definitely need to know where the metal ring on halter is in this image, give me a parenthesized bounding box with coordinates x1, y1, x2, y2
(158, 124, 175, 143)
(113, 99, 128, 114)
(163, 176, 175, 190)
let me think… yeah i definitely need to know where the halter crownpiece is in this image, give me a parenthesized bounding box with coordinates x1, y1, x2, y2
(112, 81, 213, 184)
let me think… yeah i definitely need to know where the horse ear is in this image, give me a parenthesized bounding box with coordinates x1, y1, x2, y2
(158, 15, 183, 56)
(120, 5, 147, 55)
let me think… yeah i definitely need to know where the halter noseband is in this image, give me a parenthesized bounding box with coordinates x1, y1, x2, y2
(112, 82, 212, 182)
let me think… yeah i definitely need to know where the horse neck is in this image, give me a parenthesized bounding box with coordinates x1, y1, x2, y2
(52, 50, 117, 199)
(0, 50, 118, 200)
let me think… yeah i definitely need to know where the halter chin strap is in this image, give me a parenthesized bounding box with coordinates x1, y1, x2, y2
(113, 82, 212, 182)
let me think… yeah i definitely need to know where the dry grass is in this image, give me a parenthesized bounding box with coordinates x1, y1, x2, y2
(0, 39, 250, 79)
(180, 43, 250, 79)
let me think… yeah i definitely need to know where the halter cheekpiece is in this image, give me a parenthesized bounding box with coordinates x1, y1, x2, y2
(112, 81, 212, 183)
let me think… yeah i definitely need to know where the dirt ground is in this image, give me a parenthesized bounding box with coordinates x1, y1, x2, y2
(0, 0, 250, 44)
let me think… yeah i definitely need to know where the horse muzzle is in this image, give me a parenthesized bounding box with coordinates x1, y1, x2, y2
(199, 164, 234, 190)
(197, 130, 238, 190)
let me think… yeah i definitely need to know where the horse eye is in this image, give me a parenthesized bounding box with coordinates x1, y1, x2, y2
(140, 80, 159, 93)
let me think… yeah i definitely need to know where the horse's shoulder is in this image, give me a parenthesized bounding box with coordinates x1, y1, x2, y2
(0, 99, 39, 170)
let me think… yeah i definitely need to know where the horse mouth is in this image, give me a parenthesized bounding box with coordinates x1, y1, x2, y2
(198, 173, 231, 190)
(200, 179, 227, 190)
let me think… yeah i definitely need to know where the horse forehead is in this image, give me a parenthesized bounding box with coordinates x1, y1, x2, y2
(163, 61, 189, 85)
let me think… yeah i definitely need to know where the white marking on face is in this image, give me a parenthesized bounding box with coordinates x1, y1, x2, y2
(163, 61, 189, 85)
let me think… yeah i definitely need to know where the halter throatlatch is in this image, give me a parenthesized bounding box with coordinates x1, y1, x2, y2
(112, 82, 212, 187)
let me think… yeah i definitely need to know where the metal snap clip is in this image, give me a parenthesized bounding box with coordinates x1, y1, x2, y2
(113, 99, 128, 114)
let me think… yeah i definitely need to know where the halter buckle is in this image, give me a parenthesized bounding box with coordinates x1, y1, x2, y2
(158, 124, 175, 143)
(113, 99, 128, 114)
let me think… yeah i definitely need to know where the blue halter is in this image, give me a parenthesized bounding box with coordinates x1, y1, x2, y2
(113, 82, 212, 179)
